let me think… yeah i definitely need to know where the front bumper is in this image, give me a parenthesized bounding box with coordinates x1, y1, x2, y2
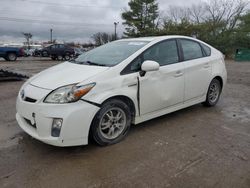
(16, 86, 100, 147)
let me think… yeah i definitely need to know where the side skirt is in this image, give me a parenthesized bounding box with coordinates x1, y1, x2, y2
(134, 95, 206, 124)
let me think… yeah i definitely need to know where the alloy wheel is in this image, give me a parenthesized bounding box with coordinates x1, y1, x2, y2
(99, 107, 127, 140)
(208, 82, 220, 103)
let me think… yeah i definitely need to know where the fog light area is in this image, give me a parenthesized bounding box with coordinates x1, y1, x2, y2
(51, 118, 63, 137)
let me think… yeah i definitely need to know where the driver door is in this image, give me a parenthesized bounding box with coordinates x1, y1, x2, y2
(138, 39, 185, 115)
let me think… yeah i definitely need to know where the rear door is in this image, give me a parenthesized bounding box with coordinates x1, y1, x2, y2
(179, 39, 212, 101)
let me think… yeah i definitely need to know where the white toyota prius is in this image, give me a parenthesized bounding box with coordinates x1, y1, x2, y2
(16, 36, 227, 147)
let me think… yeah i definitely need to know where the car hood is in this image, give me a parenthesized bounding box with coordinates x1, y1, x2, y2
(30, 62, 109, 90)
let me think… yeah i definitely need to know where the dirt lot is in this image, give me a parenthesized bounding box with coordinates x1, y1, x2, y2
(0, 57, 250, 188)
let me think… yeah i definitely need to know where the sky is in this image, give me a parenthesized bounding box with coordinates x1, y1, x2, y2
(0, 0, 201, 44)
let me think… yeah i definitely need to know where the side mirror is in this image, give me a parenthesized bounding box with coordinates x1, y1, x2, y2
(141, 60, 160, 72)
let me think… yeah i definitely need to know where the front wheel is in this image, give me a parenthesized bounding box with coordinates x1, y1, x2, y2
(91, 99, 132, 146)
(203, 79, 222, 107)
(42, 51, 49, 57)
(57, 55, 64, 61)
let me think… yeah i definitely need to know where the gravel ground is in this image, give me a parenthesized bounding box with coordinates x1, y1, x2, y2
(0, 57, 250, 188)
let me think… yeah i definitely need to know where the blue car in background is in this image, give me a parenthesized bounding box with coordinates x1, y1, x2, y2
(0, 47, 24, 61)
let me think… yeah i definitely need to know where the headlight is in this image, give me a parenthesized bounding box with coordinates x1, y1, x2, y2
(44, 83, 95, 104)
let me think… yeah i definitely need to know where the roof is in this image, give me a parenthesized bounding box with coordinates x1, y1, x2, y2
(118, 35, 196, 42)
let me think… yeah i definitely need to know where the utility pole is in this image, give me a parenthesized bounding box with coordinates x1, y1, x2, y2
(50, 29, 53, 43)
(114, 22, 119, 40)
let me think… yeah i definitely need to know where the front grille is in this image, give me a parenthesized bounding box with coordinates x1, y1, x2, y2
(24, 118, 37, 129)
(24, 97, 37, 103)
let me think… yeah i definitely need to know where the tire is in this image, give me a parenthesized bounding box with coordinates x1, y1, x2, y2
(91, 99, 132, 146)
(64, 53, 71, 61)
(42, 51, 49, 57)
(203, 78, 222, 107)
(7, 53, 17, 61)
(57, 55, 64, 61)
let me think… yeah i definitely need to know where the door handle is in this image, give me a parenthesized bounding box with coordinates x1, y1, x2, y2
(174, 70, 183, 77)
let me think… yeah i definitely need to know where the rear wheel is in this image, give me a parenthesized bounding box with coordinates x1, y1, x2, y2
(91, 99, 132, 146)
(64, 53, 71, 61)
(203, 78, 222, 107)
(7, 53, 17, 61)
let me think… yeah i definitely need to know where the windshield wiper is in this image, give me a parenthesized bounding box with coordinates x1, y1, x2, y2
(70, 60, 108, 67)
(84, 61, 107, 67)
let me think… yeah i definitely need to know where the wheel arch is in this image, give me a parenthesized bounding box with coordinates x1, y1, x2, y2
(101, 95, 136, 122)
(88, 95, 136, 144)
(213, 76, 223, 89)
(7, 51, 17, 55)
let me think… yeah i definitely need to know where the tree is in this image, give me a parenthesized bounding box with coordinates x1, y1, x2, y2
(22, 33, 32, 49)
(122, 0, 159, 37)
(204, 0, 247, 35)
(188, 4, 205, 24)
(160, 0, 249, 56)
(233, 11, 250, 49)
(167, 5, 191, 23)
(91, 32, 116, 46)
(239, 11, 250, 33)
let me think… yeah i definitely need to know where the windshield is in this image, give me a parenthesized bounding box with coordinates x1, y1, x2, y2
(73, 41, 149, 66)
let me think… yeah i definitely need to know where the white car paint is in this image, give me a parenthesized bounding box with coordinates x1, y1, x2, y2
(30, 62, 109, 89)
(16, 35, 227, 146)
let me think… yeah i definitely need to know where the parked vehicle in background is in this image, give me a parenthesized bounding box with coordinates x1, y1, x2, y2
(24, 45, 43, 57)
(0, 46, 24, 61)
(33, 48, 43, 57)
(74, 48, 85, 57)
(40, 44, 75, 61)
(16, 36, 227, 147)
(24, 49, 34, 57)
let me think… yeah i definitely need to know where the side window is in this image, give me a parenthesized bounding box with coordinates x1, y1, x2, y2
(143, 40, 179, 66)
(201, 43, 211, 56)
(121, 40, 180, 75)
(180, 39, 203, 61)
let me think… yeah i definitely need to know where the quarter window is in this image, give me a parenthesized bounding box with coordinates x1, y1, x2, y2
(130, 56, 143, 72)
(180, 39, 203, 61)
(201, 43, 211, 56)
